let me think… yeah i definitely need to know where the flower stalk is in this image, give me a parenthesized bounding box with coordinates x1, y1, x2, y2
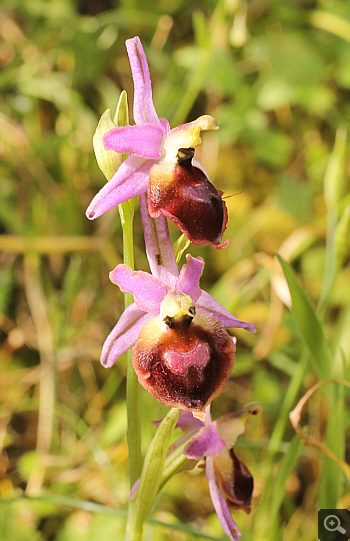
(115, 94, 142, 488)
(92, 92, 142, 486)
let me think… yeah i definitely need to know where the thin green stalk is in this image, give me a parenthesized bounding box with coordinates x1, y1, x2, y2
(109, 91, 142, 489)
(118, 200, 142, 488)
(126, 346, 141, 486)
(92, 93, 142, 507)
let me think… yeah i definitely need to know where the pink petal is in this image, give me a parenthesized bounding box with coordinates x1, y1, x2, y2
(103, 123, 164, 159)
(206, 457, 242, 541)
(175, 255, 204, 302)
(126, 36, 162, 128)
(184, 421, 226, 460)
(197, 290, 257, 332)
(175, 411, 204, 432)
(101, 304, 152, 368)
(152, 411, 204, 434)
(109, 264, 167, 313)
(140, 193, 178, 288)
(86, 155, 153, 220)
(159, 118, 170, 134)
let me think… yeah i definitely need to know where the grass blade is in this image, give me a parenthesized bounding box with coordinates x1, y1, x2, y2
(276, 253, 332, 379)
(270, 435, 303, 526)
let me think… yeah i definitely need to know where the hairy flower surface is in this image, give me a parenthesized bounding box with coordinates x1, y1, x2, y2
(86, 36, 228, 248)
(174, 403, 262, 541)
(101, 241, 255, 417)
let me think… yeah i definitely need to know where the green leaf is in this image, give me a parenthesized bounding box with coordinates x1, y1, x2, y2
(125, 408, 179, 541)
(324, 126, 347, 211)
(319, 379, 346, 508)
(93, 108, 120, 181)
(334, 204, 350, 271)
(276, 253, 332, 379)
(92, 91, 129, 181)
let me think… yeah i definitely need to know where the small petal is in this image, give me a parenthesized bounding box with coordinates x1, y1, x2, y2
(175, 255, 203, 302)
(152, 410, 204, 433)
(164, 115, 219, 161)
(206, 457, 242, 541)
(197, 290, 257, 332)
(86, 155, 153, 220)
(140, 193, 178, 288)
(175, 411, 204, 432)
(159, 117, 170, 134)
(101, 303, 152, 368)
(109, 264, 167, 313)
(126, 36, 162, 128)
(103, 123, 164, 159)
(216, 403, 263, 449)
(184, 421, 226, 460)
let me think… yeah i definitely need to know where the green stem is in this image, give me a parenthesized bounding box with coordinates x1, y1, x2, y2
(119, 201, 142, 488)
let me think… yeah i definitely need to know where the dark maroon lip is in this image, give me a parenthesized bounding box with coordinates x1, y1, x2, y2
(132, 314, 236, 413)
(148, 150, 228, 248)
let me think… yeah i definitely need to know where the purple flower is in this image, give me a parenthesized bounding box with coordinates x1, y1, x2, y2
(86, 36, 229, 248)
(100, 199, 256, 418)
(175, 403, 263, 541)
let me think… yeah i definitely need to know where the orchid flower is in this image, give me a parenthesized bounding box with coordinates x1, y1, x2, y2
(86, 36, 229, 249)
(174, 403, 262, 541)
(101, 197, 255, 418)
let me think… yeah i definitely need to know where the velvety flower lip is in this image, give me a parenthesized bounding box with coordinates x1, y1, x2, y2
(175, 403, 263, 541)
(86, 36, 228, 248)
(147, 147, 229, 248)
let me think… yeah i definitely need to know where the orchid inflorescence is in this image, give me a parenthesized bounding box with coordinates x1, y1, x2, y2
(88, 35, 261, 541)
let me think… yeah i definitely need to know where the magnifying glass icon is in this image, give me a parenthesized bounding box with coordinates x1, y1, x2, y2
(324, 514, 346, 534)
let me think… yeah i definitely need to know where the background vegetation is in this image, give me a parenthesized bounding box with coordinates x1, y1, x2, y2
(0, 0, 349, 540)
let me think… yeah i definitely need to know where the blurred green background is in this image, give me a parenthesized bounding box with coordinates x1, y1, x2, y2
(0, 0, 349, 540)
